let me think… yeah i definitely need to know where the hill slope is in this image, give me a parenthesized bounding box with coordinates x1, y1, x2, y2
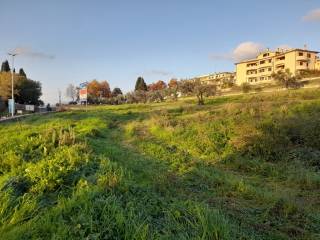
(0, 89, 320, 239)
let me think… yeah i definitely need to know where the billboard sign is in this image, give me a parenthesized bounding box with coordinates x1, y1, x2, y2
(79, 88, 88, 101)
(79, 82, 88, 102)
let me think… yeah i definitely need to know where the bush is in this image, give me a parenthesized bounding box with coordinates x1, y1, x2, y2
(241, 83, 252, 93)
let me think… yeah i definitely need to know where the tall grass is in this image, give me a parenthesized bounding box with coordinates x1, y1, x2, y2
(0, 88, 320, 239)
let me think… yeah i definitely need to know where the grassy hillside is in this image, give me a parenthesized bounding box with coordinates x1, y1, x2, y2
(0, 89, 320, 239)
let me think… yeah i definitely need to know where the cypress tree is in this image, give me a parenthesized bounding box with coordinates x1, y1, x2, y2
(134, 76, 147, 91)
(19, 68, 27, 77)
(1, 60, 11, 72)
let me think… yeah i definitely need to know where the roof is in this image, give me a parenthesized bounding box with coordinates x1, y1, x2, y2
(235, 48, 319, 65)
(193, 72, 235, 78)
(288, 48, 319, 54)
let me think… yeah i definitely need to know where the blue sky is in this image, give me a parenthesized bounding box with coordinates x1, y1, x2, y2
(0, 0, 319, 104)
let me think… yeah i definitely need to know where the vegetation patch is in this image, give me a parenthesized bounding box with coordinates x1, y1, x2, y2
(0, 89, 320, 239)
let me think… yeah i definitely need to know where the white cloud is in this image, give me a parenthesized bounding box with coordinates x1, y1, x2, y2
(232, 42, 265, 61)
(9, 47, 55, 59)
(210, 41, 264, 62)
(302, 8, 320, 22)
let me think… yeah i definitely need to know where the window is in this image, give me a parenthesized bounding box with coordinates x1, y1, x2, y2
(307, 53, 311, 58)
(299, 52, 303, 56)
(268, 76, 272, 80)
(300, 62, 303, 66)
(269, 59, 272, 63)
(268, 67, 272, 71)
(263, 53, 269, 57)
(260, 77, 264, 81)
(260, 60, 265, 64)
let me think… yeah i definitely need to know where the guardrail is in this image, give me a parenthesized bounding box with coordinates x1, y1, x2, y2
(0, 111, 57, 124)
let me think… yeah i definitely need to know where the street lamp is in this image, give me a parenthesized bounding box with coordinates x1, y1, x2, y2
(8, 52, 17, 117)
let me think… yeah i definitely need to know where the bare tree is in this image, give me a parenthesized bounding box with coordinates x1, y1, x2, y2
(180, 79, 217, 105)
(66, 84, 77, 102)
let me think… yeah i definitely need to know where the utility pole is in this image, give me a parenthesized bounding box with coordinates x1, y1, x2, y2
(8, 53, 17, 117)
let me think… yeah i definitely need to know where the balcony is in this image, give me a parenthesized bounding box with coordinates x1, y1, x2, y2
(259, 59, 273, 66)
(275, 60, 285, 67)
(296, 55, 309, 61)
(246, 65, 257, 70)
(296, 65, 308, 70)
(275, 64, 285, 71)
(275, 56, 285, 65)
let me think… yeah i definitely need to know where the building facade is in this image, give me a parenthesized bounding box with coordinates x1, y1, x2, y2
(194, 72, 236, 88)
(235, 48, 319, 85)
(316, 57, 320, 71)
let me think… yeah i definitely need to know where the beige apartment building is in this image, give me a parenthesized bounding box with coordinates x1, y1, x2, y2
(316, 58, 320, 70)
(236, 48, 319, 85)
(194, 72, 236, 88)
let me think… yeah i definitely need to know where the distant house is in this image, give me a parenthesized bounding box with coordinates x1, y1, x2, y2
(191, 72, 236, 89)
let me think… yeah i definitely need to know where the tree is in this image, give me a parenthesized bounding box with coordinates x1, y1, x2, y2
(148, 80, 167, 91)
(180, 79, 217, 105)
(99, 80, 111, 98)
(87, 79, 112, 103)
(15, 78, 42, 105)
(109, 94, 125, 105)
(179, 80, 195, 96)
(271, 69, 302, 89)
(19, 68, 27, 77)
(194, 81, 217, 105)
(168, 78, 178, 88)
(1, 60, 10, 72)
(87, 80, 101, 99)
(134, 90, 147, 103)
(112, 87, 123, 97)
(135, 76, 147, 91)
(125, 92, 137, 104)
(0, 72, 12, 100)
(147, 90, 165, 103)
(167, 78, 179, 101)
(66, 84, 77, 101)
(75, 86, 80, 102)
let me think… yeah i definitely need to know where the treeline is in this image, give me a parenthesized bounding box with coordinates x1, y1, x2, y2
(67, 76, 218, 105)
(0, 60, 42, 111)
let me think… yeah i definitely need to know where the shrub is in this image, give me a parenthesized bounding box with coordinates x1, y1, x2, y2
(241, 83, 252, 93)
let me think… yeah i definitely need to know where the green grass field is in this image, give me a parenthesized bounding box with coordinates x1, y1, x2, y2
(1, 89, 320, 239)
